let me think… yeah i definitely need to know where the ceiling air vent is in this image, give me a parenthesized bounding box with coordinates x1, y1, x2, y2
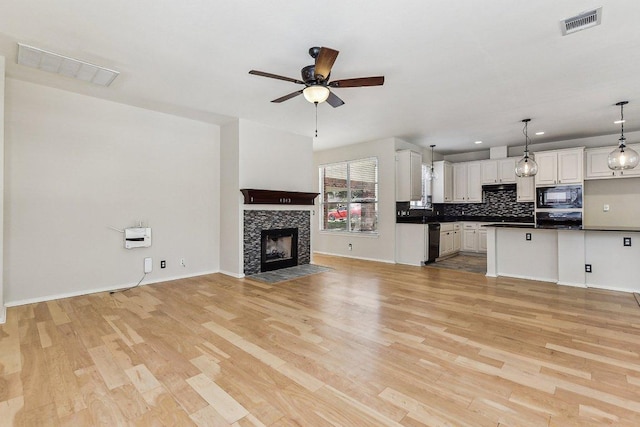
(560, 7, 602, 36)
(17, 43, 119, 86)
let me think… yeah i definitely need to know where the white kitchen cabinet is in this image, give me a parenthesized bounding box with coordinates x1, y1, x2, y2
(395, 223, 427, 266)
(453, 163, 467, 202)
(462, 227, 477, 251)
(432, 161, 453, 203)
(396, 150, 423, 201)
(534, 148, 584, 186)
(516, 175, 535, 202)
(440, 230, 454, 256)
(453, 226, 462, 252)
(453, 162, 482, 202)
(478, 228, 488, 252)
(585, 144, 640, 179)
(481, 158, 516, 184)
(461, 222, 488, 253)
(439, 223, 460, 257)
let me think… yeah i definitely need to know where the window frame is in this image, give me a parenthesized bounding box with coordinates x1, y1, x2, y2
(318, 157, 379, 234)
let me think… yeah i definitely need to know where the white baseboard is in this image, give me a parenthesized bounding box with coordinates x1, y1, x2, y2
(219, 270, 245, 279)
(0, 306, 6, 324)
(314, 251, 395, 264)
(586, 283, 640, 294)
(5, 269, 220, 307)
(496, 272, 557, 283)
(556, 281, 587, 288)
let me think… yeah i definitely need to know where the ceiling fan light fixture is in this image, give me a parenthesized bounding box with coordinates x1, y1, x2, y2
(608, 101, 640, 170)
(303, 85, 330, 104)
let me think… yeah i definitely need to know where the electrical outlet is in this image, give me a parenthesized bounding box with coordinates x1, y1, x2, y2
(348, 243, 353, 251)
(624, 237, 632, 247)
(526, 233, 532, 241)
(585, 264, 592, 273)
(160, 260, 166, 268)
(603, 204, 610, 212)
(180, 258, 186, 267)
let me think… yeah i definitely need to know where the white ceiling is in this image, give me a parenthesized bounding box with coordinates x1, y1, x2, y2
(1, 1, 640, 154)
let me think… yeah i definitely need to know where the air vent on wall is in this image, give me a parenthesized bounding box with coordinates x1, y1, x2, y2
(17, 43, 119, 86)
(560, 7, 602, 36)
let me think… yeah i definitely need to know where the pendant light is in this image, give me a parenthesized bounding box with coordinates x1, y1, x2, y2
(608, 101, 639, 170)
(425, 144, 438, 181)
(515, 118, 538, 177)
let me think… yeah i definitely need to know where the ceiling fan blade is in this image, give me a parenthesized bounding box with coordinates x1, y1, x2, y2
(329, 76, 385, 88)
(314, 47, 339, 81)
(326, 91, 345, 108)
(249, 70, 304, 85)
(271, 90, 303, 103)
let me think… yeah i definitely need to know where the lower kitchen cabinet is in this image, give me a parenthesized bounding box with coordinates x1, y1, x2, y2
(440, 223, 461, 257)
(461, 222, 488, 253)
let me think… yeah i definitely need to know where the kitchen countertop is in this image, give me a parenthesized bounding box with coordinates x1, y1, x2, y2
(485, 223, 640, 232)
(396, 215, 534, 224)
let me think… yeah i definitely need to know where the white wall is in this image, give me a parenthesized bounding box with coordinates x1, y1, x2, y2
(219, 120, 243, 277)
(584, 178, 640, 227)
(4, 79, 220, 304)
(219, 119, 314, 277)
(0, 57, 5, 322)
(313, 138, 397, 263)
(239, 119, 313, 192)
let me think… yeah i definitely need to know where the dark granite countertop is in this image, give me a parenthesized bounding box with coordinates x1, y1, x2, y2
(484, 224, 640, 232)
(396, 215, 534, 224)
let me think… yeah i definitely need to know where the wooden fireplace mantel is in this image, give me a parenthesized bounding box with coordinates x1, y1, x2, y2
(240, 189, 320, 205)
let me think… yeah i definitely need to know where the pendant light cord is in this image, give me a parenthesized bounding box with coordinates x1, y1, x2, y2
(619, 102, 626, 147)
(522, 119, 531, 156)
(314, 102, 318, 138)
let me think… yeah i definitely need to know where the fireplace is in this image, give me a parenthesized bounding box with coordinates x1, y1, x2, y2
(261, 228, 298, 272)
(244, 210, 310, 276)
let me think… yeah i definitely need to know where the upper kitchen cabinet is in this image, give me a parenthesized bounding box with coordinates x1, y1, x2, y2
(453, 162, 482, 203)
(534, 148, 584, 186)
(396, 150, 422, 201)
(585, 144, 640, 179)
(432, 160, 453, 203)
(516, 175, 535, 202)
(481, 158, 516, 184)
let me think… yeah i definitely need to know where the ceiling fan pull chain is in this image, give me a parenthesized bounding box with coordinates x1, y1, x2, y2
(315, 102, 319, 137)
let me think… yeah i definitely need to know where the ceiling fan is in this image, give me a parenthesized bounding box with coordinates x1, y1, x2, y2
(249, 46, 384, 108)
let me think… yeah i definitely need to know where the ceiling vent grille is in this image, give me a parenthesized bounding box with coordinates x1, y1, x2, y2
(560, 7, 602, 36)
(17, 44, 119, 86)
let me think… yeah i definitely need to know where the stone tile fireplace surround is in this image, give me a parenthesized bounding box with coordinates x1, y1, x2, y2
(243, 210, 311, 276)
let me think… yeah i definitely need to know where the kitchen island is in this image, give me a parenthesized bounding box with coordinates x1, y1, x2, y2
(485, 224, 640, 293)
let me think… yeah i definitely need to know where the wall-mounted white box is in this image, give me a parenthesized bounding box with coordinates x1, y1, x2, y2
(124, 227, 151, 249)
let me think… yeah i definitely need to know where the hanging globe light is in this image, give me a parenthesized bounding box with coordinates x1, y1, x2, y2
(515, 119, 538, 177)
(608, 101, 640, 170)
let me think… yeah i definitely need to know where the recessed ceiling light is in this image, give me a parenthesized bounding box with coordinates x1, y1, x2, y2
(474, 141, 482, 144)
(614, 120, 625, 124)
(535, 131, 545, 135)
(17, 43, 119, 87)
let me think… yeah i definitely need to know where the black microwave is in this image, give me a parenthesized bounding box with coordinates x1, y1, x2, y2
(536, 185, 582, 209)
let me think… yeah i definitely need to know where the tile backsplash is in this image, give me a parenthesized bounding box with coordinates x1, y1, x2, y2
(435, 188, 534, 218)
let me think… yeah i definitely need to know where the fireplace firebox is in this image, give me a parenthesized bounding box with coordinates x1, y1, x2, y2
(260, 228, 298, 272)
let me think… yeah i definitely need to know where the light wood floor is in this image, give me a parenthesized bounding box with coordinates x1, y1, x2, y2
(2, 254, 640, 426)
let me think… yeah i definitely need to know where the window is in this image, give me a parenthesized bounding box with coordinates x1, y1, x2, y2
(319, 157, 378, 233)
